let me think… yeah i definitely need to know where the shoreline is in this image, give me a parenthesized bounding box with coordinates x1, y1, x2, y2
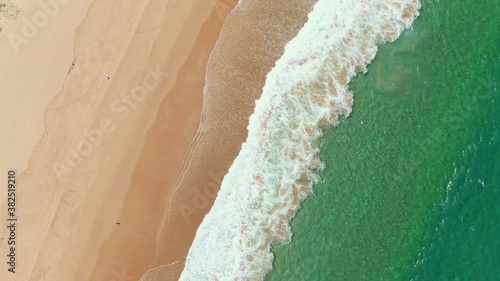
(156, 0, 319, 279)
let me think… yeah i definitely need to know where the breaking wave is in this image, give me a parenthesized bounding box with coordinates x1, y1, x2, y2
(180, 0, 420, 279)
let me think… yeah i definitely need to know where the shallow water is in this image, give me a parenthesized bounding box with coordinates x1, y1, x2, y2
(267, 0, 499, 280)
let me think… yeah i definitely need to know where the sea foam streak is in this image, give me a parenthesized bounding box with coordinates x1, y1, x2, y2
(180, 0, 420, 280)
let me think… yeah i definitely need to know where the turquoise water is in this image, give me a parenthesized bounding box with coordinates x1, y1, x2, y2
(267, 0, 499, 280)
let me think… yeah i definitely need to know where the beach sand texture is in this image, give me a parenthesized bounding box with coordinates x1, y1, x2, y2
(0, 0, 234, 280)
(1, 0, 317, 280)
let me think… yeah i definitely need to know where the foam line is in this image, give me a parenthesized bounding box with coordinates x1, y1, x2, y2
(180, 0, 420, 279)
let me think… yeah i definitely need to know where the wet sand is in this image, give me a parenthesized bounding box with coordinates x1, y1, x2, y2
(144, 0, 317, 279)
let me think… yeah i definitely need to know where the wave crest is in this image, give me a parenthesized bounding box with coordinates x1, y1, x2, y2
(181, 0, 420, 280)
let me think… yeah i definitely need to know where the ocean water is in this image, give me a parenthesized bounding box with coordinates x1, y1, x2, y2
(181, 0, 421, 279)
(267, 0, 500, 280)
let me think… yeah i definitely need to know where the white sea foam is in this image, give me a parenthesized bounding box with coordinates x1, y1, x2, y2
(180, 0, 420, 280)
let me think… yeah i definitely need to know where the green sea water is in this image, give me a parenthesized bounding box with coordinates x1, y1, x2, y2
(267, 0, 499, 280)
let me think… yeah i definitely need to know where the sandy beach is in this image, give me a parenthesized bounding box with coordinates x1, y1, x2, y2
(1, 0, 316, 279)
(1, 0, 236, 280)
(0, 0, 318, 279)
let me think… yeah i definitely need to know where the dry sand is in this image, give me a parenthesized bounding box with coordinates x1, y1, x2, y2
(0, 0, 237, 280)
